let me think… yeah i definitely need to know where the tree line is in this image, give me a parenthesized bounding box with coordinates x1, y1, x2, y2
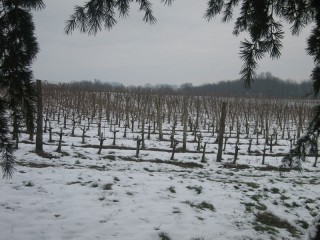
(66, 72, 313, 98)
(189, 73, 313, 98)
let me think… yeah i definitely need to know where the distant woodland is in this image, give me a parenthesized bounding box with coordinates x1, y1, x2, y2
(59, 72, 313, 98)
(188, 73, 313, 98)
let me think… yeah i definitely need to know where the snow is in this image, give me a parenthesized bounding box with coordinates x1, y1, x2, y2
(307, 213, 320, 240)
(1, 117, 319, 240)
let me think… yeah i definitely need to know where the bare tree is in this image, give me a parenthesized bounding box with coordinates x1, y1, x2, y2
(36, 80, 44, 154)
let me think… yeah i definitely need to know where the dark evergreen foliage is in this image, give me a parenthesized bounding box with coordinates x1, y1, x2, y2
(0, 98, 15, 179)
(281, 106, 320, 171)
(64, 0, 173, 35)
(280, 1, 320, 170)
(191, 73, 313, 98)
(0, 0, 44, 178)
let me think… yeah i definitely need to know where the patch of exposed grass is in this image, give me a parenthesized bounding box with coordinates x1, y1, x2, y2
(195, 216, 205, 221)
(245, 182, 260, 189)
(255, 165, 278, 171)
(158, 232, 171, 240)
(183, 200, 215, 212)
(226, 172, 235, 176)
(292, 180, 304, 186)
(197, 201, 215, 211)
(270, 187, 280, 194)
(23, 181, 34, 187)
(17, 161, 55, 168)
(168, 186, 176, 194)
(186, 185, 203, 194)
(256, 203, 267, 211)
(251, 194, 263, 202)
(242, 202, 255, 213)
(280, 194, 290, 201)
(66, 181, 82, 185)
(103, 155, 116, 161)
(172, 207, 181, 214)
(144, 167, 156, 172)
(80, 180, 93, 186)
(167, 160, 204, 168)
(91, 182, 99, 188)
(118, 156, 204, 169)
(305, 205, 317, 217)
(253, 223, 279, 235)
(283, 202, 292, 208)
(304, 198, 315, 204)
(74, 152, 86, 159)
(309, 178, 318, 184)
(310, 211, 318, 217)
(291, 202, 300, 208)
(295, 220, 309, 229)
(241, 202, 267, 212)
(59, 151, 70, 157)
(256, 165, 291, 172)
(102, 183, 113, 190)
(88, 164, 111, 171)
(254, 211, 299, 237)
(223, 163, 251, 169)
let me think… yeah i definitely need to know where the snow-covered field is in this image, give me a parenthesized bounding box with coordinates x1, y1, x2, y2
(1, 115, 319, 240)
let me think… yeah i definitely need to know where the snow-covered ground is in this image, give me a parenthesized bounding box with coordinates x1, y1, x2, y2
(1, 119, 319, 240)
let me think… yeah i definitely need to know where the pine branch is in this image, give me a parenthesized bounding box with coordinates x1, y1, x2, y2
(239, 39, 260, 88)
(160, 0, 174, 5)
(279, 0, 314, 36)
(307, 26, 320, 63)
(267, 19, 284, 59)
(222, 0, 240, 22)
(65, 0, 160, 35)
(1, 142, 16, 179)
(65, 5, 91, 35)
(115, 0, 130, 18)
(281, 105, 320, 171)
(21, 0, 45, 11)
(0, 97, 15, 179)
(204, 0, 224, 21)
(137, 0, 157, 24)
(232, 0, 250, 36)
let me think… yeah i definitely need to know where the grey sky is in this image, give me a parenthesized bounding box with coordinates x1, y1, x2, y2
(32, 0, 314, 86)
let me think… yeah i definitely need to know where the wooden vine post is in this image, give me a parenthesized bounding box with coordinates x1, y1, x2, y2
(217, 102, 227, 162)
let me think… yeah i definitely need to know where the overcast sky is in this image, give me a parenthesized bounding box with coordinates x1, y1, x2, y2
(32, 0, 314, 86)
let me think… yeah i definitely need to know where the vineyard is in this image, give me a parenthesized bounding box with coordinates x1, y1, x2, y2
(1, 83, 320, 240)
(40, 83, 318, 165)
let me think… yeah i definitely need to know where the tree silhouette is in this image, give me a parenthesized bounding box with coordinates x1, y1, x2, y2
(0, 0, 44, 178)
